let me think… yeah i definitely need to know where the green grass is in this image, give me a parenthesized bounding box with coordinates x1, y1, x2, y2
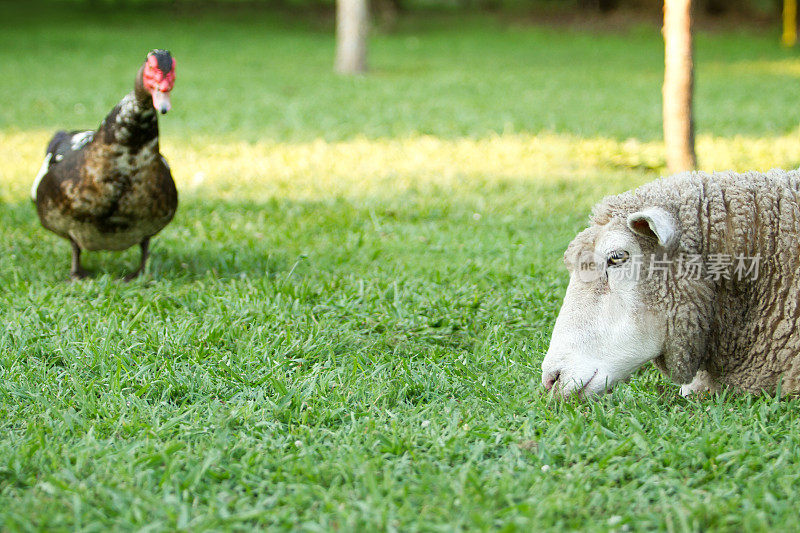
(3, 4, 800, 531)
(3, 4, 800, 143)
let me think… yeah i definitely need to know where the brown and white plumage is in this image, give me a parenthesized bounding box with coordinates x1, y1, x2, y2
(33, 49, 178, 280)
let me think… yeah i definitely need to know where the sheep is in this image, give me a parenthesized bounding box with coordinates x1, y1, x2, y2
(541, 169, 800, 397)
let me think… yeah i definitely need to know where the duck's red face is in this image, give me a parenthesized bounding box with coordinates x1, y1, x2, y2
(143, 51, 176, 114)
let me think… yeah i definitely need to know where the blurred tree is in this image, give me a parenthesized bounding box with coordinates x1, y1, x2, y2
(373, 0, 400, 31)
(703, 0, 726, 14)
(783, 0, 797, 46)
(663, 0, 696, 172)
(578, 0, 620, 12)
(335, 0, 369, 74)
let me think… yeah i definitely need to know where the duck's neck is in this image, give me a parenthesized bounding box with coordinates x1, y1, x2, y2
(97, 65, 159, 151)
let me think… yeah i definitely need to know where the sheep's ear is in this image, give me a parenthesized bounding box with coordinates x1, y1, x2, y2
(627, 207, 678, 248)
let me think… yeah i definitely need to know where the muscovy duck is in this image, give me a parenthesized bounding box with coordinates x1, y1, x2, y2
(32, 49, 178, 280)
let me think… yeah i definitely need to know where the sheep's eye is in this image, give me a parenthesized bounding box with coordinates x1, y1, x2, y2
(607, 250, 630, 267)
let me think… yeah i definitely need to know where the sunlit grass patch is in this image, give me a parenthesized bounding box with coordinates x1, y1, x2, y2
(6, 129, 800, 203)
(713, 58, 800, 78)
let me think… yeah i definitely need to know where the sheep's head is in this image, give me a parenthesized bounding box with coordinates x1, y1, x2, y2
(541, 207, 682, 397)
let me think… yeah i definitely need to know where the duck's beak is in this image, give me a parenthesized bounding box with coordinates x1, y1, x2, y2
(152, 90, 171, 114)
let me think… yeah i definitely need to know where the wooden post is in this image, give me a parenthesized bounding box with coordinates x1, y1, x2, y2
(663, 0, 697, 173)
(784, 0, 797, 47)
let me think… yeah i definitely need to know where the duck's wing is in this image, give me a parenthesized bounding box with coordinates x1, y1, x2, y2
(32, 130, 95, 202)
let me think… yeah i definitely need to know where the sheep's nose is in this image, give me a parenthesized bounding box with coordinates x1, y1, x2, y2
(543, 371, 561, 391)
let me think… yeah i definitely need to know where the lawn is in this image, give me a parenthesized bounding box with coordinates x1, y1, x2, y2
(3, 3, 800, 531)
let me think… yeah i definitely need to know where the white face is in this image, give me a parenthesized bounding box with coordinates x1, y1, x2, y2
(541, 222, 668, 397)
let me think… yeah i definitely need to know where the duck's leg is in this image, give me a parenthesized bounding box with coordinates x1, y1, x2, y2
(70, 239, 90, 280)
(124, 238, 150, 282)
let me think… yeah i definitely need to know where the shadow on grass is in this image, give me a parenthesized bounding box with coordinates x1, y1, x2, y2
(3, 199, 298, 283)
(152, 242, 295, 281)
(4, 179, 593, 283)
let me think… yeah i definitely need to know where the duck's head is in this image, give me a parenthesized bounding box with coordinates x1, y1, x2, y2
(142, 49, 176, 114)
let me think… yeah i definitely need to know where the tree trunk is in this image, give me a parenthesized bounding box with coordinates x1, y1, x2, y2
(663, 0, 697, 173)
(335, 0, 369, 74)
(578, 0, 620, 12)
(373, 0, 399, 32)
(784, 0, 797, 47)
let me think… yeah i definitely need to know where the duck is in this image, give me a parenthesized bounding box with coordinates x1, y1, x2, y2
(32, 49, 178, 281)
